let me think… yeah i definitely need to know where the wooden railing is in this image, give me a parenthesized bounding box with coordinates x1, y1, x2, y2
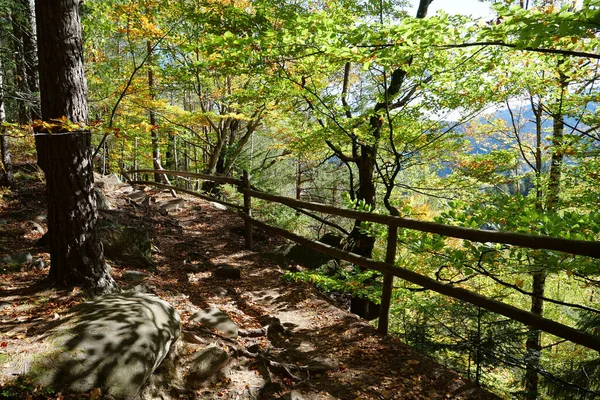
(127, 169, 600, 352)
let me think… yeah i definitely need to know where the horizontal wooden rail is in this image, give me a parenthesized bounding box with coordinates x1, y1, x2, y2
(124, 170, 600, 347)
(244, 188, 600, 259)
(129, 180, 243, 210)
(240, 212, 600, 352)
(130, 169, 240, 185)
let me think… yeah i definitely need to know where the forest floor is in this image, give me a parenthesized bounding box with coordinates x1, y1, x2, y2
(0, 170, 502, 400)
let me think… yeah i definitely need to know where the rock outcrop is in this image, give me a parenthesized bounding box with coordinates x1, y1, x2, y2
(97, 220, 154, 268)
(28, 292, 180, 400)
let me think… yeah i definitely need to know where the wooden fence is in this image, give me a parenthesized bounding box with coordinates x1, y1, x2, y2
(128, 169, 600, 352)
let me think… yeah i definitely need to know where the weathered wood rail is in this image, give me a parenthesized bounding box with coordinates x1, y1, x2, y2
(127, 169, 600, 352)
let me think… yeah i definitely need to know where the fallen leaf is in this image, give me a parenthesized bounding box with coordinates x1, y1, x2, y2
(0, 342, 7, 347)
(90, 387, 102, 400)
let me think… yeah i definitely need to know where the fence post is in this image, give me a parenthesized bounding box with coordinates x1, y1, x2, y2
(242, 170, 253, 250)
(378, 225, 398, 335)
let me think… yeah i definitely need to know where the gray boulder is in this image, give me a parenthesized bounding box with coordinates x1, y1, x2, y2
(94, 172, 122, 191)
(94, 187, 112, 210)
(276, 233, 343, 270)
(215, 265, 241, 280)
(209, 201, 228, 211)
(28, 292, 180, 400)
(122, 270, 150, 281)
(27, 220, 46, 234)
(186, 345, 229, 387)
(1, 252, 33, 266)
(97, 220, 154, 269)
(26, 258, 46, 271)
(159, 198, 185, 213)
(280, 391, 306, 400)
(191, 307, 238, 339)
(128, 190, 147, 204)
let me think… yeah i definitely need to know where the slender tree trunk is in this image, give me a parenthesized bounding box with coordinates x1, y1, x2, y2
(10, 11, 31, 123)
(296, 160, 302, 200)
(147, 40, 161, 182)
(133, 137, 139, 181)
(525, 272, 546, 400)
(349, 0, 431, 319)
(184, 141, 190, 189)
(166, 133, 174, 170)
(20, 0, 40, 119)
(0, 104, 15, 190)
(524, 98, 546, 400)
(173, 135, 178, 186)
(34, 0, 114, 292)
(546, 114, 564, 209)
(0, 134, 14, 189)
(0, 38, 15, 189)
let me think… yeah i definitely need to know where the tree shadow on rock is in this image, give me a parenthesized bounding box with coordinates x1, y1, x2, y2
(29, 292, 180, 399)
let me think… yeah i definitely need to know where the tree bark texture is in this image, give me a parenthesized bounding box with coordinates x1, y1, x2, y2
(35, 0, 113, 292)
(147, 40, 161, 183)
(545, 114, 564, 209)
(525, 271, 546, 400)
(21, 0, 39, 96)
(0, 133, 14, 189)
(12, 0, 40, 119)
(35, 1, 88, 123)
(36, 133, 113, 290)
(0, 41, 15, 189)
(10, 10, 31, 123)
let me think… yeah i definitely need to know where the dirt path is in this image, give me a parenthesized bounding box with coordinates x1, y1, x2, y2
(0, 179, 502, 399)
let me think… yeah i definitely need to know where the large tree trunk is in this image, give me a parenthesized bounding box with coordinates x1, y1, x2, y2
(35, 0, 114, 292)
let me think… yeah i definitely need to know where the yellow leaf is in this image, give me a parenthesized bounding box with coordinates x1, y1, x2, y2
(515, 279, 524, 288)
(90, 387, 102, 400)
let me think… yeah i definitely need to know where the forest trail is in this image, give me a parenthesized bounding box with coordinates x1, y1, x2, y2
(0, 175, 501, 399)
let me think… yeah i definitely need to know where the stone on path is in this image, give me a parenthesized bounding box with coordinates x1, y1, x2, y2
(159, 198, 185, 213)
(211, 286, 228, 297)
(215, 265, 241, 280)
(275, 233, 343, 270)
(1, 252, 32, 265)
(28, 292, 180, 400)
(26, 258, 46, 270)
(280, 391, 305, 400)
(209, 201, 227, 211)
(127, 190, 147, 203)
(94, 187, 112, 210)
(122, 270, 150, 281)
(186, 345, 229, 387)
(191, 307, 238, 339)
(26, 220, 46, 234)
(94, 172, 122, 191)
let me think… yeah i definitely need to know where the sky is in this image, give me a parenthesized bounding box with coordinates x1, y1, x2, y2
(408, 0, 495, 19)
